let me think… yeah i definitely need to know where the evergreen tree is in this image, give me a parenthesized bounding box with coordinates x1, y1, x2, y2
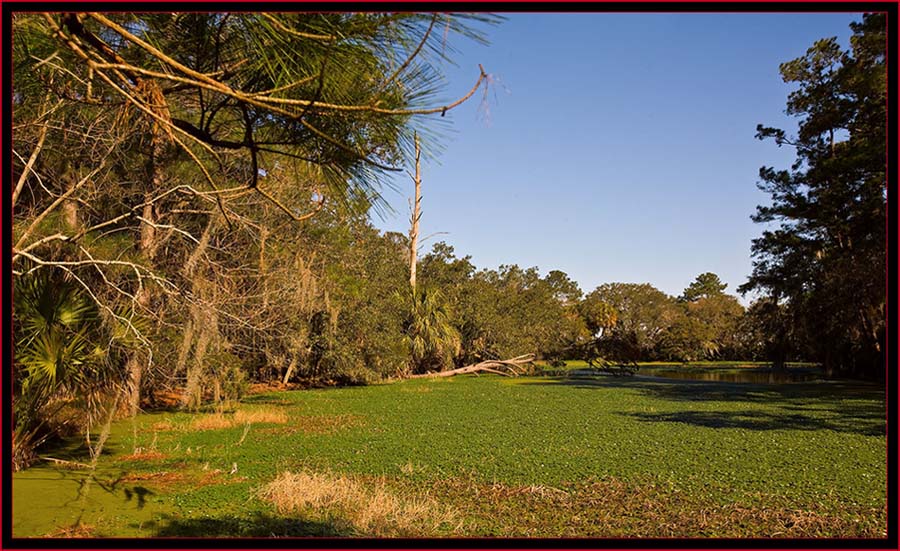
(740, 14, 886, 379)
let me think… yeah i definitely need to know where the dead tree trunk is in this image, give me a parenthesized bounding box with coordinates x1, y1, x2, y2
(408, 133, 422, 291)
(282, 355, 298, 386)
(408, 354, 535, 379)
(260, 226, 269, 310)
(175, 212, 220, 409)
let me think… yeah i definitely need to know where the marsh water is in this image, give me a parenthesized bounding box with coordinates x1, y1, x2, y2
(636, 367, 821, 384)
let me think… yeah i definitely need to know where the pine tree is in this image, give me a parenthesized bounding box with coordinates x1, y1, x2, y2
(741, 14, 886, 378)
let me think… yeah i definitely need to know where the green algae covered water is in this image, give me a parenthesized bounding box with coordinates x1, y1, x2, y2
(12, 464, 173, 537)
(10, 375, 887, 538)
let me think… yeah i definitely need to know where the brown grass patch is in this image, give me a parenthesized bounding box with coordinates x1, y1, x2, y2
(248, 382, 301, 395)
(114, 468, 247, 492)
(190, 408, 288, 431)
(424, 476, 885, 538)
(115, 471, 186, 490)
(44, 522, 96, 538)
(118, 450, 168, 462)
(235, 409, 288, 424)
(203, 470, 248, 486)
(151, 421, 175, 431)
(257, 470, 459, 537)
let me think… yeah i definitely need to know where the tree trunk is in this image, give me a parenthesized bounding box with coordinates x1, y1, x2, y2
(125, 80, 173, 415)
(181, 299, 215, 410)
(408, 133, 421, 291)
(408, 354, 535, 379)
(174, 316, 196, 378)
(260, 226, 269, 309)
(282, 355, 298, 386)
(177, 213, 220, 409)
(62, 199, 79, 230)
(125, 287, 151, 415)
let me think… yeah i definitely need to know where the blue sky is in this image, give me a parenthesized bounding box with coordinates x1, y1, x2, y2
(371, 12, 862, 302)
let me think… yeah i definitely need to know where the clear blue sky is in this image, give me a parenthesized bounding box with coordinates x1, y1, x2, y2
(371, 12, 862, 302)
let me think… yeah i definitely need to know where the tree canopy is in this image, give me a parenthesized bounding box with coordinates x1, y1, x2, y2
(740, 13, 886, 379)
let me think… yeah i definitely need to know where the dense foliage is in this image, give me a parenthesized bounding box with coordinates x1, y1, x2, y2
(740, 14, 886, 379)
(10, 11, 498, 465)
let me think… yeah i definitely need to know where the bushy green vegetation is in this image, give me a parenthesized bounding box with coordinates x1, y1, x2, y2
(742, 14, 886, 379)
(10, 12, 501, 464)
(13, 374, 886, 538)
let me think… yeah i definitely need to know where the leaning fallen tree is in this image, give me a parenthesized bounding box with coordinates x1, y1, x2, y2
(409, 354, 536, 378)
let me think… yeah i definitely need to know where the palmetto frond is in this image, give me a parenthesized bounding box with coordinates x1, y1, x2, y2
(403, 286, 461, 373)
(14, 270, 103, 398)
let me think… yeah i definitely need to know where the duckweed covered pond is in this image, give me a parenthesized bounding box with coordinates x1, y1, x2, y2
(12, 374, 887, 538)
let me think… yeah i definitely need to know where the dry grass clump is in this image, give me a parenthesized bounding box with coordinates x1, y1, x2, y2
(235, 409, 288, 425)
(190, 408, 287, 431)
(257, 470, 459, 537)
(190, 414, 235, 431)
(44, 522, 95, 538)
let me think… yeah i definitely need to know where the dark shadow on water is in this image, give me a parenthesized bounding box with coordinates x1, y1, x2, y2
(149, 511, 351, 537)
(637, 367, 818, 384)
(523, 376, 885, 436)
(626, 408, 885, 435)
(34, 434, 120, 464)
(122, 486, 153, 509)
(16, 465, 164, 511)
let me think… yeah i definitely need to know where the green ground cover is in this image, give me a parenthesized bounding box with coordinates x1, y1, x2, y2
(12, 371, 886, 538)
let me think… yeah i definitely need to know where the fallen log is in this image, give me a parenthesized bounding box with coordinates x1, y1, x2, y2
(409, 354, 536, 379)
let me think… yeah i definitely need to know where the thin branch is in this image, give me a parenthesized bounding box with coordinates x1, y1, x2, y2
(14, 162, 107, 250)
(15, 253, 157, 353)
(134, 216, 202, 245)
(255, 186, 325, 222)
(12, 104, 53, 206)
(246, 73, 319, 98)
(259, 13, 337, 41)
(374, 14, 437, 95)
(13, 233, 69, 259)
(419, 231, 449, 249)
(89, 59, 488, 117)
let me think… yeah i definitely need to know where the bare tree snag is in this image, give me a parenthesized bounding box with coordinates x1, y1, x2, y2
(260, 226, 269, 309)
(282, 355, 298, 386)
(408, 354, 535, 379)
(408, 132, 422, 291)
